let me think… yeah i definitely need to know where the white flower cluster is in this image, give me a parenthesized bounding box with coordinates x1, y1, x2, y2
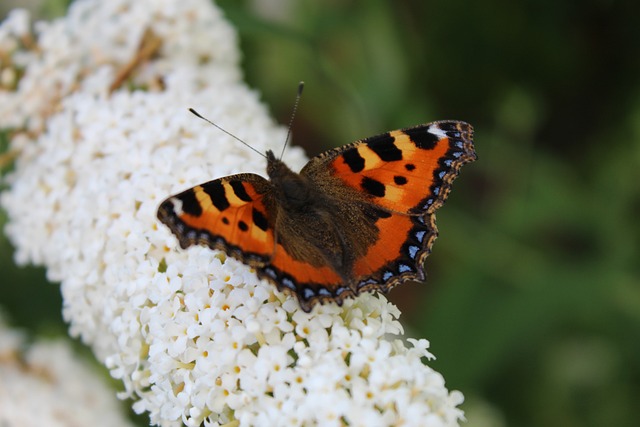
(0, 1, 464, 426)
(0, 314, 135, 427)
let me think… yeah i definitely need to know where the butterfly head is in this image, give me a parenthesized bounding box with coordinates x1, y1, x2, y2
(265, 149, 290, 179)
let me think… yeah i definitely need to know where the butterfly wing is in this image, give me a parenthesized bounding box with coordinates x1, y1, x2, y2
(304, 120, 476, 215)
(300, 120, 476, 297)
(157, 174, 276, 267)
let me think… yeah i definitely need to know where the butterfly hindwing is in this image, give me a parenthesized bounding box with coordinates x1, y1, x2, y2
(352, 212, 437, 289)
(256, 242, 347, 312)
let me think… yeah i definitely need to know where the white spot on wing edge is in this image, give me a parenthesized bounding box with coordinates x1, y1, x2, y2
(170, 197, 184, 215)
(428, 124, 449, 139)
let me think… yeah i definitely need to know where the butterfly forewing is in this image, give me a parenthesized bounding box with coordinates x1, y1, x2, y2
(157, 174, 275, 266)
(308, 121, 475, 215)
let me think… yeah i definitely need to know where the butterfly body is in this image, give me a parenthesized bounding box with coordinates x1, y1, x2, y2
(158, 121, 476, 312)
(263, 150, 364, 280)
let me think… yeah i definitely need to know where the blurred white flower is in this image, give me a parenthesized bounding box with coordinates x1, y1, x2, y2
(0, 315, 135, 427)
(0, 0, 464, 426)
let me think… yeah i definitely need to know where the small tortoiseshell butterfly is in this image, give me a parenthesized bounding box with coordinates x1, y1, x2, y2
(158, 109, 475, 312)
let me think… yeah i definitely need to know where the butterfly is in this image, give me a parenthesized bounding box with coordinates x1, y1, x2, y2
(157, 120, 476, 312)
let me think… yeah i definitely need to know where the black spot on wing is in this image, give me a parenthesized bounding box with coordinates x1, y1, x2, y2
(394, 175, 408, 185)
(176, 190, 202, 216)
(229, 180, 252, 202)
(405, 163, 416, 171)
(238, 220, 249, 232)
(404, 127, 439, 150)
(202, 181, 230, 211)
(361, 176, 386, 197)
(367, 133, 402, 161)
(252, 208, 268, 231)
(342, 149, 365, 173)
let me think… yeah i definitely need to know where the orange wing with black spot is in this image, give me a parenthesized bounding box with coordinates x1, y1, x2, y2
(309, 121, 476, 215)
(300, 121, 476, 299)
(157, 174, 276, 267)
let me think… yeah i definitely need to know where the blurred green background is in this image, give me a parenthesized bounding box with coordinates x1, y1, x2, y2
(2, 1, 639, 426)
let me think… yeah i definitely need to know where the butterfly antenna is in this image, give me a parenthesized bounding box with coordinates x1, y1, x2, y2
(280, 81, 304, 160)
(188, 108, 266, 159)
